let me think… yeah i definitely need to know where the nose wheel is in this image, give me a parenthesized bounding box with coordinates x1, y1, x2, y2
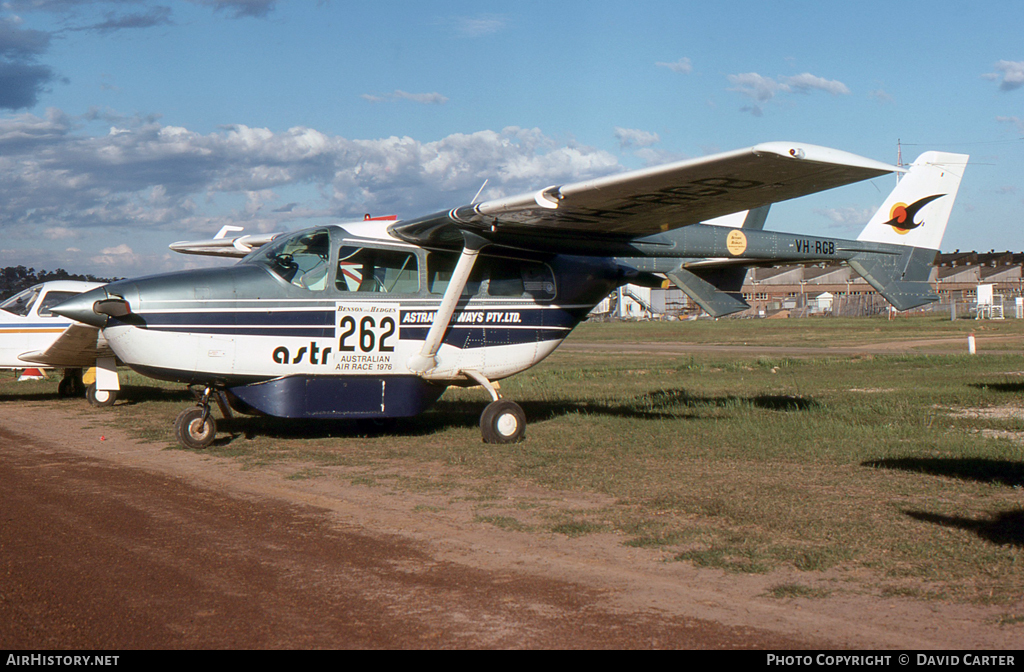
(174, 385, 221, 449)
(174, 406, 217, 450)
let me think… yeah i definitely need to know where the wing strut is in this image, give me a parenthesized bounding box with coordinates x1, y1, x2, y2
(407, 233, 489, 374)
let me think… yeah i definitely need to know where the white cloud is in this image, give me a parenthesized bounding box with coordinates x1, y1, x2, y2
(100, 243, 133, 256)
(727, 71, 850, 115)
(43, 226, 78, 240)
(781, 73, 850, 95)
(92, 244, 136, 269)
(192, 1, 278, 20)
(868, 88, 894, 104)
(984, 61, 1024, 91)
(613, 127, 660, 148)
(728, 72, 787, 103)
(656, 58, 693, 74)
(452, 15, 507, 37)
(997, 116, 1024, 133)
(0, 111, 622, 260)
(361, 90, 449, 105)
(394, 90, 448, 105)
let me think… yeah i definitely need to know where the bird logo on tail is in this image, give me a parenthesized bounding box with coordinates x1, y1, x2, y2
(884, 194, 944, 234)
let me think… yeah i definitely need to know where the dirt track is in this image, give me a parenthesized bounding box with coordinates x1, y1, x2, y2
(1, 398, 1021, 649)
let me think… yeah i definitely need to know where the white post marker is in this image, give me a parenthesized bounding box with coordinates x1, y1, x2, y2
(968, 332, 976, 355)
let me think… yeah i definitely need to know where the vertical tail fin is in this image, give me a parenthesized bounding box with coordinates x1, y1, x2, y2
(856, 151, 968, 251)
(849, 151, 968, 310)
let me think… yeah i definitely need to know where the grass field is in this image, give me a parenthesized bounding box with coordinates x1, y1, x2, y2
(5, 315, 1024, 608)
(570, 313, 1024, 346)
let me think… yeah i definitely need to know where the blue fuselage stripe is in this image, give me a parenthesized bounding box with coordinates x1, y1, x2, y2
(154, 326, 336, 338)
(399, 326, 568, 346)
(127, 306, 580, 348)
(141, 311, 334, 326)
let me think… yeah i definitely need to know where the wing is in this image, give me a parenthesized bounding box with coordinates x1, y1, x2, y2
(18, 323, 114, 367)
(391, 142, 896, 248)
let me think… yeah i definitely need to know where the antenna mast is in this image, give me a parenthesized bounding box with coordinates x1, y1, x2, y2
(896, 139, 902, 185)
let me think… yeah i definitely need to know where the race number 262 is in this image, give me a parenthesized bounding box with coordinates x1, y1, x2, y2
(338, 315, 396, 353)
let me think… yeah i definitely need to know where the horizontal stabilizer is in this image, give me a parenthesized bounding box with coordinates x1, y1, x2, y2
(665, 266, 750, 317)
(847, 248, 939, 311)
(169, 232, 280, 258)
(866, 280, 938, 311)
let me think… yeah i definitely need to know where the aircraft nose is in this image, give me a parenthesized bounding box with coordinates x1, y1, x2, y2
(50, 287, 110, 328)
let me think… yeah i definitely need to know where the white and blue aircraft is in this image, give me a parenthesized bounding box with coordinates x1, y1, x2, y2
(0, 280, 122, 405)
(52, 143, 968, 448)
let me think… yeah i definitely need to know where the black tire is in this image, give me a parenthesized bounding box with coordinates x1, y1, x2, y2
(480, 399, 526, 444)
(86, 383, 117, 407)
(174, 407, 217, 449)
(57, 370, 85, 398)
(57, 377, 73, 398)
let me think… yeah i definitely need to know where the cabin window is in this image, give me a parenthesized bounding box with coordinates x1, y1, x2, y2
(0, 287, 40, 317)
(37, 291, 80, 317)
(484, 257, 526, 296)
(336, 246, 419, 293)
(426, 253, 483, 296)
(427, 252, 555, 300)
(250, 229, 331, 290)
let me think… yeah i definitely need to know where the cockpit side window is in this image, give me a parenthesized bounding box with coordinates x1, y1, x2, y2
(37, 291, 80, 317)
(336, 246, 419, 294)
(0, 287, 41, 317)
(249, 229, 331, 290)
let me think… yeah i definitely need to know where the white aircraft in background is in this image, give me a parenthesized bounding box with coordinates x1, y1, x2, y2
(0, 280, 121, 405)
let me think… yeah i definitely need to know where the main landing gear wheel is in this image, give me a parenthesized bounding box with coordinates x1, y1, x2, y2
(86, 383, 117, 407)
(480, 399, 526, 444)
(174, 407, 217, 450)
(58, 370, 86, 398)
(57, 377, 74, 398)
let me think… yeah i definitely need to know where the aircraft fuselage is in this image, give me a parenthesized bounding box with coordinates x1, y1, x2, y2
(62, 226, 619, 418)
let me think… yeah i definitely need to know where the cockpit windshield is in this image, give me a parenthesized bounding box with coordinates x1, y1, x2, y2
(0, 287, 41, 317)
(247, 229, 331, 290)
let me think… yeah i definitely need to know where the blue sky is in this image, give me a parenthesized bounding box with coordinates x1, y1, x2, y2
(1, 0, 1022, 276)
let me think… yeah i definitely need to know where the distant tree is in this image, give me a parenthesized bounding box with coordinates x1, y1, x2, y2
(0, 266, 120, 298)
